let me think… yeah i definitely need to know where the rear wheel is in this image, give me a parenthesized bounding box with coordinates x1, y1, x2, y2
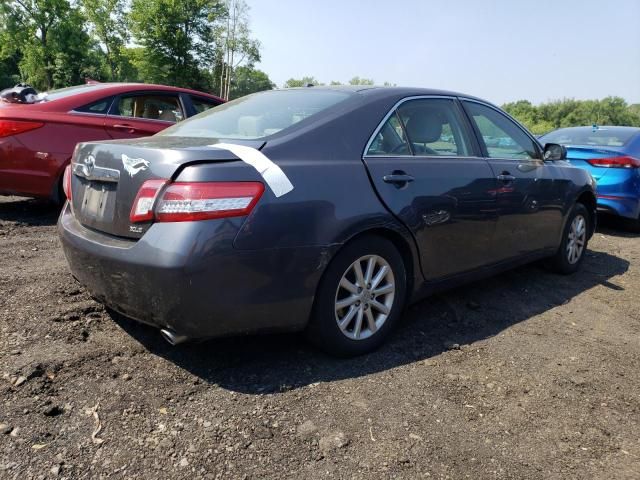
(306, 235, 406, 357)
(52, 170, 67, 206)
(623, 216, 640, 233)
(548, 203, 590, 274)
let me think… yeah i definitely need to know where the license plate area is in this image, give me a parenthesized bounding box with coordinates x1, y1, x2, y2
(80, 182, 117, 224)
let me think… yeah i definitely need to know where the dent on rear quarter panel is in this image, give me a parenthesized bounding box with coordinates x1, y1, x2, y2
(178, 91, 424, 294)
(231, 157, 397, 250)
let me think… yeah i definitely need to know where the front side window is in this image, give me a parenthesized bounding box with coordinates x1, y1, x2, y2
(463, 101, 540, 160)
(115, 94, 184, 123)
(161, 89, 351, 140)
(367, 98, 471, 157)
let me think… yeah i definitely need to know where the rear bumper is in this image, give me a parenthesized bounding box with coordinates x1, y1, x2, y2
(596, 195, 640, 219)
(58, 203, 334, 339)
(594, 169, 640, 219)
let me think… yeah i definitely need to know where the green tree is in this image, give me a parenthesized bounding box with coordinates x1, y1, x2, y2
(504, 97, 640, 134)
(283, 76, 321, 88)
(229, 65, 273, 99)
(129, 0, 225, 89)
(0, 16, 24, 88)
(348, 76, 374, 85)
(49, 7, 102, 86)
(217, 0, 260, 99)
(1, 0, 71, 89)
(80, 0, 128, 81)
(1, 0, 100, 89)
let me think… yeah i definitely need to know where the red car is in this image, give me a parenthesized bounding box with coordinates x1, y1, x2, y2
(0, 83, 223, 202)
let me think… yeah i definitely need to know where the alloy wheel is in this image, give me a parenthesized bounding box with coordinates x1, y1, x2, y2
(334, 255, 395, 340)
(566, 214, 586, 264)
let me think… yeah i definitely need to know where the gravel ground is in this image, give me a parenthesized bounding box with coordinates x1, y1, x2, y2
(1, 195, 639, 480)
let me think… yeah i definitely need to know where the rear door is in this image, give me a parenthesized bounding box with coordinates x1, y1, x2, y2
(363, 96, 499, 281)
(105, 91, 186, 139)
(461, 100, 567, 258)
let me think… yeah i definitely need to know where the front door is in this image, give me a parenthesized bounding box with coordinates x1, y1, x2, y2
(363, 97, 498, 281)
(461, 100, 567, 258)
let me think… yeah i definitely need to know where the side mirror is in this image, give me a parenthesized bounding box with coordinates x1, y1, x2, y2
(543, 143, 567, 161)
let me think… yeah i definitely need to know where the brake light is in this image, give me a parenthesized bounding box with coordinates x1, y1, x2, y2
(587, 156, 640, 168)
(130, 181, 265, 223)
(62, 165, 72, 201)
(155, 182, 265, 222)
(130, 179, 167, 223)
(0, 119, 44, 138)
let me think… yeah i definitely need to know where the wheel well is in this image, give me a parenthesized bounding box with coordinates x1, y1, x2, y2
(342, 228, 416, 301)
(576, 191, 597, 237)
(51, 160, 70, 205)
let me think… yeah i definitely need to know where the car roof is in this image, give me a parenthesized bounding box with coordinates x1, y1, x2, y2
(548, 125, 640, 133)
(277, 85, 493, 109)
(292, 85, 479, 98)
(76, 82, 220, 96)
(32, 82, 223, 111)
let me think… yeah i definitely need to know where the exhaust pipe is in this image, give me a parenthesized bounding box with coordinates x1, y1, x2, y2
(160, 328, 188, 346)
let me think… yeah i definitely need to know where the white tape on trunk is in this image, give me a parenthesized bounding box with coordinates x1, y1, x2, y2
(209, 143, 294, 198)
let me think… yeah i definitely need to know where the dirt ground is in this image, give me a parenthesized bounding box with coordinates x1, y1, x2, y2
(0, 195, 639, 480)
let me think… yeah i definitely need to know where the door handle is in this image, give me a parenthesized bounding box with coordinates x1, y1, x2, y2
(113, 124, 137, 133)
(497, 173, 516, 182)
(383, 173, 415, 186)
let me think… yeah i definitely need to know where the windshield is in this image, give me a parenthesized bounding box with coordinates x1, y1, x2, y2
(160, 89, 351, 140)
(541, 127, 639, 147)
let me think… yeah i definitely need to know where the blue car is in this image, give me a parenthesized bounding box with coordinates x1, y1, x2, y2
(540, 126, 640, 230)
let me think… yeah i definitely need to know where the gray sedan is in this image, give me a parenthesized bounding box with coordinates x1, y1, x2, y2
(58, 87, 596, 356)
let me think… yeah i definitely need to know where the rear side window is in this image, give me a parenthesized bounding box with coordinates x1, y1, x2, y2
(463, 101, 540, 160)
(160, 89, 351, 139)
(367, 113, 411, 155)
(75, 97, 113, 114)
(115, 94, 184, 122)
(367, 98, 471, 157)
(190, 95, 221, 114)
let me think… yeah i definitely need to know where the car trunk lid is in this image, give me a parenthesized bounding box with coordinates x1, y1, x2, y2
(565, 146, 628, 182)
(69, 136, 264, 239)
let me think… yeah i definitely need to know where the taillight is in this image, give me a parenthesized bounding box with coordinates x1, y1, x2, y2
(130, 181, 264, 223)
(156, 182, 265, 222)
(0, 119, 44, 138)
(62, 165, 72, 201)
(587, 156, 640, 168)
(130, 179, 167, 223)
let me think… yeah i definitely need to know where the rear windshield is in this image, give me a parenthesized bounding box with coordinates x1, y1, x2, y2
(160, 89, 351, 140)
(40, 84, 114, 102)
(541, 128, 639, 147)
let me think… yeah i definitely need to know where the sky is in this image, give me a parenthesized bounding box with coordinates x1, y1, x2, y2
(248, 0, 640, 106)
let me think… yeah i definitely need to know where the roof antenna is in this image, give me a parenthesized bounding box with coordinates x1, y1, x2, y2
(592, 123, 598, 132)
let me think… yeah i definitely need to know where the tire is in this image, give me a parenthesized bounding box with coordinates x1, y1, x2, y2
(548, 203, 590, 274)
(306, 235, 407, 357)
(623, 216, 640, 233)
(53, 174, 66, 207)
